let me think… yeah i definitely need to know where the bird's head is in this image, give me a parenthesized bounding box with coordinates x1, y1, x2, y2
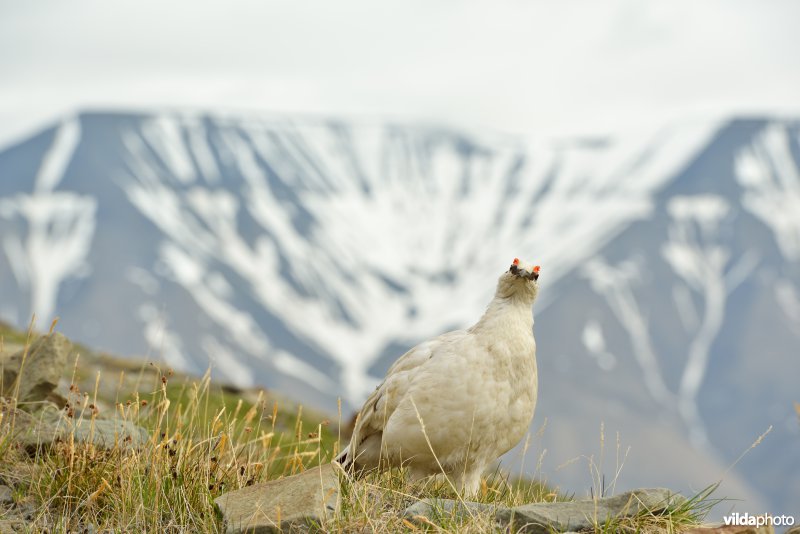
(496, 257, 541, 301)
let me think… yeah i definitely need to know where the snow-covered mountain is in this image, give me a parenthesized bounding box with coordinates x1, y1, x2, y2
(0, 111, 797, 515)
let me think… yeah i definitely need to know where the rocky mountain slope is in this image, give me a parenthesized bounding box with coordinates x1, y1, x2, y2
(0, 111, 797, 515)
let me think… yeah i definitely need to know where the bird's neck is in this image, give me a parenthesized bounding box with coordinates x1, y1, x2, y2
(470, 292, 534, 336)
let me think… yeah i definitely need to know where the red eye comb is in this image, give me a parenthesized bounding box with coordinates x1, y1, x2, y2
(533, 265, 540, 273)
(513, 258, 520, 266)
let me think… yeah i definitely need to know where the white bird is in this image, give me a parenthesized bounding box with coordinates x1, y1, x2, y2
(336, 258, 541, 496)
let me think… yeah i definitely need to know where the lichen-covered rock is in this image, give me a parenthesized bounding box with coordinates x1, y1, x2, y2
(403, 488, 683, 533)
(215, 464, 339, 534)
(59, 417, 150, 449)
(0, 403, 59, 450)
(0, 333, 70, 403)
(497, 488, 682, 534)
(3, 402, 148, 451)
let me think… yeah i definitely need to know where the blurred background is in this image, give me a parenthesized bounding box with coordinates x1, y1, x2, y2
(1, 0, 798, 518)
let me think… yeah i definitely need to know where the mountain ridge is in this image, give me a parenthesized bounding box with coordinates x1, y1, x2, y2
(0, 110, 797, 515)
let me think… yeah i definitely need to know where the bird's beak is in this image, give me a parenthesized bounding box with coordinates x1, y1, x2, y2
(509, 261, 540, 281)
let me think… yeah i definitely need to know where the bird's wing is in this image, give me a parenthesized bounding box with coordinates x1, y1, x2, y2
(345, 330, 465, 462)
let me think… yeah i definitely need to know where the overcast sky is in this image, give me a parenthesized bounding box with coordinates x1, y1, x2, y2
(1, 0, 798, 148)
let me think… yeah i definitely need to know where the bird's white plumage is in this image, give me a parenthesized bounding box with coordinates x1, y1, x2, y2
(337, 259, 540, 496)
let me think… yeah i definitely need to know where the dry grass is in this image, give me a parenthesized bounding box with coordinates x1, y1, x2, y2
(330, 468, 560, 533)
(0, 323, 721, 532)
(1, 362, 335, 532)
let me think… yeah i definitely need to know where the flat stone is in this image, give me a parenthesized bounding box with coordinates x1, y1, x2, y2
(1, 333, 70, 403)
(496, 488, 682, 534)
(60, 417, 150, 449)
(404, 498, 494, 521)
(215, 464, 340, 534)
(4, 403, 148, 451)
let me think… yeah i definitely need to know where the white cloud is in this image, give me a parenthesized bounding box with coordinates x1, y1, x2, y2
(0, 0, 799, 147)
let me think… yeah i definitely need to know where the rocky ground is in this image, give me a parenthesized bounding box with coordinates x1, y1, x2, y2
(0, 323, 788, 533)
(0, 323, 334, 532)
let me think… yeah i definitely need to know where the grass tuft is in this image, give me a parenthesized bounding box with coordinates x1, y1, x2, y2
(1, 328, 335, 532)
(0, 323, 722, 532)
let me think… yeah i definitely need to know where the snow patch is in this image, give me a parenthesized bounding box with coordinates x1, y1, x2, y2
(183, 116, 221, 183)
(118, 117, 721, 404)
(672, 284, 699, 332)
(140, 115, 197, 184)
(137, 303, 191, 369)
(581, 320, 617, 371)
(0, 193, 96, 324)
(661, 193, 743, 450)
(667, 195, 729, 229)
(735, 123, 800, 261)
(272, 350, 337, 392)
(583, 256, 673, 406)
(126, 266, 160, 296)
(775, 279, 800, 331)
(35, 117, 81, 193)
(160, 241, 205, 286)
(201, 336, 255, 387)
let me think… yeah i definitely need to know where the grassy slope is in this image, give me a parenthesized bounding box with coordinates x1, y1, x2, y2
(1, 321, 338, 532)
(0, 322, 715, 532)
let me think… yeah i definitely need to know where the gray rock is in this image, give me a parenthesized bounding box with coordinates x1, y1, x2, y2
(5, 403, 148, 451)
(215, 464, 340, 534)
(403, 488, 682, 531)
(0, 485, 12, 505)
(60, 417, 150, 449)
(1, 403, 58, 449)
(0, 333, 70, 403)
(497, 488, 682, 534)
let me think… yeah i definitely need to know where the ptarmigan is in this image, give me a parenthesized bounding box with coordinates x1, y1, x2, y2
(336, 258, 540, 496)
